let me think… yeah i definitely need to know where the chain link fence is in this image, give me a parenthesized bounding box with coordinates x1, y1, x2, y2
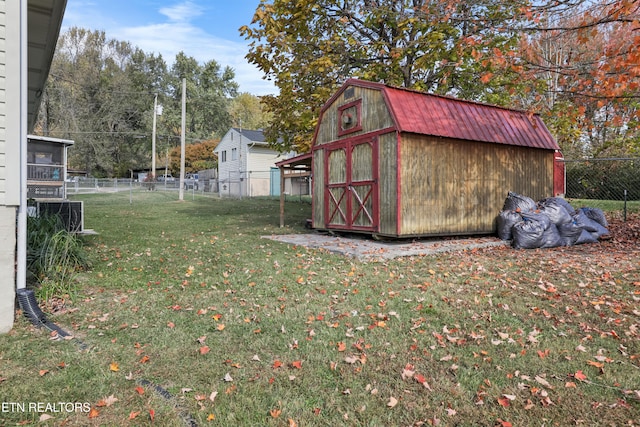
(564, 157, 640, 218)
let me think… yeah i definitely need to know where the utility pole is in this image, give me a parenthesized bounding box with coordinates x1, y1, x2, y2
(151, 93, 158, 178)
(179, 78, 186, 201)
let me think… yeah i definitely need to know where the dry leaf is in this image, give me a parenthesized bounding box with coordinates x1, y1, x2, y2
(223, 373, 233, 382)
(109, 362, 119, 372)
(129, 411, 140, 420)
(39, 414, 53, 422)
(209, 391, 218, 402)
(387, 396, 398, 408)
(269, 408, 282, 418)
(535, 375, 553, 388)
(199, 346, 211, 355)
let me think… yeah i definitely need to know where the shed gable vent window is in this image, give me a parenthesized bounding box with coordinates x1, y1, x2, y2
(338, 99, 362, 136)
(221, 151, 227, 162)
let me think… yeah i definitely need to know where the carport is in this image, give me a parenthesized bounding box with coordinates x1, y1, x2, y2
(275, 152, 312, 227)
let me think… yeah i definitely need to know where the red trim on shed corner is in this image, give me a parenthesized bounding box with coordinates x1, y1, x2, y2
(396, 131, 402, 236)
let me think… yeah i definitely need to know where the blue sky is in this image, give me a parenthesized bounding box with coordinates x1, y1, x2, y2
(61, 0, 276, 95)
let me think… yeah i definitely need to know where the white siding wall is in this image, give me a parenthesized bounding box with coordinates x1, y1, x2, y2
(0, 0, 19, 333)
(215, 129, 285, 196)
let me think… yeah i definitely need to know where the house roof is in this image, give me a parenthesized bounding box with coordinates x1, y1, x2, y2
(232, 128, 267, 144)
(325, 79, 560, 151)
(27, 0, 68, 132)
(28, 134, 74, 146)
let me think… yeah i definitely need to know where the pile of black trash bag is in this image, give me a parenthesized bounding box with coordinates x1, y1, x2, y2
(497, 192, 610, 249)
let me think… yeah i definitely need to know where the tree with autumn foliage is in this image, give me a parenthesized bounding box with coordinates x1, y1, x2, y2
(168, 139, 219, 174)
(242, 0, 639, 158)
(241, 0, 526, 153)
(518, 1, 640, 158)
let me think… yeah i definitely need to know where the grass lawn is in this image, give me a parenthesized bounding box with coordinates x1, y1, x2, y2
(1, 191, 639, 426)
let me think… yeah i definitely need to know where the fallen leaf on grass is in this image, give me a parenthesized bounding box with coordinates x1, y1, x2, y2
(109, 362, 119, 372)
(129, 411, 140, 420)
(96, 395, 118, 407)
(535, 375, 553, 388)
(497, 396, 511, 407)
(209, 391, 218, 403)
(269, 408, 282, 418)
(290, 360, 302, 369)
(337, 342, 347, 352)
(135, 386, 145, 395)
(88, 407, 99, 418)
(199, 346, 210, 355)
(39, 414, 53, 422)
(273, 360, 283, 369)
(223, 373, 233, 382)
(387, 396, 398, 408)
(574, 370, 588, 381)
(39, 369, 49, 377)
(149, 408, 155, 421)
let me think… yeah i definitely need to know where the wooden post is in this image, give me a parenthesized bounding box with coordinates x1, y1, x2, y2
(279, 166, 285, 227)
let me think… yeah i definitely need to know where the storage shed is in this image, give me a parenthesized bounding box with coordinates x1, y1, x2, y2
(311, 79, 563, 237)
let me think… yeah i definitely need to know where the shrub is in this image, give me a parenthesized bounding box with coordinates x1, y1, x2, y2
(26, 212, 89, 301)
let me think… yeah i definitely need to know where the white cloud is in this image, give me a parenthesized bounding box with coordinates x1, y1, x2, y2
(61, 1, 276, 96)
(159, 1, 204, 23)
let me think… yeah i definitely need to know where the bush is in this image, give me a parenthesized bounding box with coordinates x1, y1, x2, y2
(26, 212, 90, 301)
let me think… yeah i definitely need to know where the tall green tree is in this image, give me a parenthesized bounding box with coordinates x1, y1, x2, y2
(38, 27, 160, 177)
(162, 52, 239, 145)
(241, 0, 526, 152)
(229, 92, 272, 131)
(38, 29, 242, 177)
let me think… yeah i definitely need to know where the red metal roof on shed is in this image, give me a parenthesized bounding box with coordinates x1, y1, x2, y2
(339, 79, 560, 151)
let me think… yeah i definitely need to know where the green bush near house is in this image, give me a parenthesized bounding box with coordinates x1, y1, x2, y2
(26, 210, 90, 301)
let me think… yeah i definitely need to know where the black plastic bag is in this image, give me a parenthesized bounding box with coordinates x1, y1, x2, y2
(539, 223, 564, 248)
(512, 218, 546, 249)
(579, 207, 608, 228)
(503, 191, 537, 213)
(572, 210, 609, 237)
(538, 199, 573, 225)
(539, 197, 576, 216)
(574, 229, 599, 245)
(497, 210, 521, 240)
(557, 221, 583, 246)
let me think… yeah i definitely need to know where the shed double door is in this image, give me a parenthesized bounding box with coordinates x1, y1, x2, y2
(324, 136, 378, 231)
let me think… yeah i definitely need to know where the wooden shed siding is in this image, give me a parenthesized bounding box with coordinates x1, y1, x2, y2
(312, 150, 325, 228)
(315, 86, 395, 146)
(378, 132, 398, 235)
(398, 134, 554, 236)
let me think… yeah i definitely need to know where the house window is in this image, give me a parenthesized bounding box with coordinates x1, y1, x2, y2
(221, 151, 227, 162)
(231, 148, 237, 161)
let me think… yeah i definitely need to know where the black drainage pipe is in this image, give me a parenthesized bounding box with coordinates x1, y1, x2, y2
(16, 288, 71, 338)
(16, 288, 197, 427)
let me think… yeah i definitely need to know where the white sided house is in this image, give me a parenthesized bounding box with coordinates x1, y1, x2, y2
(0, 0, 67, 333)
(215, 128, 301, 197)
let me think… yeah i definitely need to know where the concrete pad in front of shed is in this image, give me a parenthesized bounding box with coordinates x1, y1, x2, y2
(263, 232, 508, 261)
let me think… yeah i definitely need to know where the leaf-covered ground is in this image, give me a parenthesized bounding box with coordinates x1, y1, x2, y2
(1, 194, 638, 426)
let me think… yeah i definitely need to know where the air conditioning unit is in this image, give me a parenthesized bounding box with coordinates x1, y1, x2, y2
(36, 201, 84, 233)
